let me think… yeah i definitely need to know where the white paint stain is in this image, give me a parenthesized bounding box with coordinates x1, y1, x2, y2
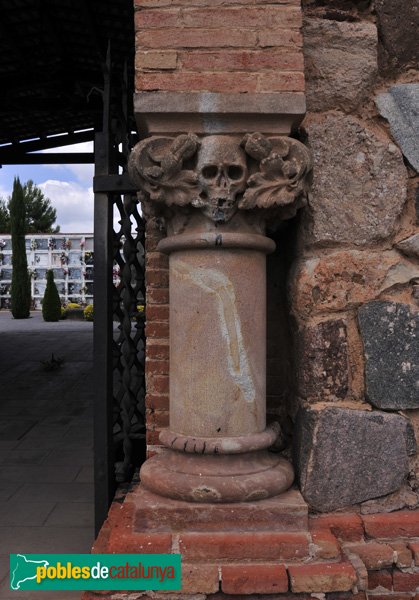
(173, 261, 256, 407)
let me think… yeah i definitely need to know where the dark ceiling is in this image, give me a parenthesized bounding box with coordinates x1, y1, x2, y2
(0, 0, 135, 159)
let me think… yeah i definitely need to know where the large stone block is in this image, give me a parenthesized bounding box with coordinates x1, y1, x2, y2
(375, 0, 419, 72)
(294, 406, 411, 512)
(358, 301, 419, 410)
(397, 233, 419, 260)
(304, 113, 407, 246)
(297, 319, 348, 402)
(376, 85, 419, 173)
(290, 250, 418, 319)
(303, 17, 377, 112)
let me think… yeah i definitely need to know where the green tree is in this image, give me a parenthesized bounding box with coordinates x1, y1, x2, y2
(0, 198, 10, 232)
(21, 180, 60, 233)
(42, 270, 62, 322)
(9, 177, 31, 319)
(0, 180, 60, 234)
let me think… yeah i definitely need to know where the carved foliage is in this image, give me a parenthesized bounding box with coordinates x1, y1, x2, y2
(239, 133, 312, 211)
(128, 132, 312, 223)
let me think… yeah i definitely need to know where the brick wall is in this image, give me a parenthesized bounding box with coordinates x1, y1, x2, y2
(134, 0, 304, 94)
(85, 506, 419, 598)
(144, 221, 169, 456)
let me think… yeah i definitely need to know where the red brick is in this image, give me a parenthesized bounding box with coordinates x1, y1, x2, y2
(368, 569, 393, 590)
(146, 358, 169, 375)
(92, 523, 111, 553)
(146, 408, 170, 428)
(146, 429, 163, 445)
(182, 563, 220, 594)
(145, 234, 163, 252)
(146, 340, 169, 360)
(288, 563, 357, 593)
(310, 514, 364, 542)
(146, 251, 169, 269)
(258, 71, 305, 92)
(258, 28, 303, 48)
(349, 542, 394, 570)
(181, 6, 301, 29)
(368, 596, 413, 600)
(136, 50, 178, 70)
(136, 71, 258, 93)
(107, 531, 172, 553)
(393, 570, 419, 592)
(178, 532, 310, 561)
(146, 304, 169, 321)
(221, 564, 288, 594)
(180, 49, 304, 71)
(106, 501, 134, 527)
(136, 28, 258, 49)
(326, 594, 367, 600)
(390, 542, 413, 568)
(146, 268, 169, 288)
(145, 321, 169, 338)
(146, 374, 169, 394)
(311, 530, 341, 559)
(135, 8, 179, 29)
(409, 542, 419, 565)
(257, 71, 305, 92)
(81, 594, 114, 600)
(145, 392, 169, 410)
(136, 0, 302, 6)
(363, 512, 419, 539)
(136, 5, 302, 29)
(147, 287, 169, 305)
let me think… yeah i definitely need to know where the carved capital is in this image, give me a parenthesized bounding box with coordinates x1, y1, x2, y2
(128, 132, 312, 226)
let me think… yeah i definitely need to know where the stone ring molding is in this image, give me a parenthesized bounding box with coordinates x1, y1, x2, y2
(128, 132, 312, 225)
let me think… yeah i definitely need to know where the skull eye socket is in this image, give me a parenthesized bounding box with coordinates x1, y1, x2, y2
(227, 165, 244, 180)
(201, 165, 218, 179)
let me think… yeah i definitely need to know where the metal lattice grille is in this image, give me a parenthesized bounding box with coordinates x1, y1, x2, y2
(112, 193, 146, 483)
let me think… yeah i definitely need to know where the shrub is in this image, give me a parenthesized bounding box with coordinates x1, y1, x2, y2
(66, 302, 81, 309)
(84, 304, 94, 321)
(42, 270, 62, 322)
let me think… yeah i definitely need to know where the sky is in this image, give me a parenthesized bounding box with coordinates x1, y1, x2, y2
(0, 142, 94, 233)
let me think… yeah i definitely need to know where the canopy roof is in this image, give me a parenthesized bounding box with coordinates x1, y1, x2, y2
(0, 0, 134, 162)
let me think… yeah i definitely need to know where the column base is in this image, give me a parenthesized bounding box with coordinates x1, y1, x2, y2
(140, 449, 294, 503)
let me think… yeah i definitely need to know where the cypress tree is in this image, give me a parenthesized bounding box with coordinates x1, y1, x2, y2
(42, 270, 61, 322)
(10, 177, 31, 319)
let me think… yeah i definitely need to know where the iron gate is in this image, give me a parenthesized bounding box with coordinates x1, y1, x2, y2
(93, 52, 146, 534)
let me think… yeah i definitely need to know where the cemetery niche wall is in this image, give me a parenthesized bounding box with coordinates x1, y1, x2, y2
(0, 234, 94, 309)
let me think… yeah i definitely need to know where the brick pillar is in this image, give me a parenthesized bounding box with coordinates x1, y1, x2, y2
(135, 0, 306, 458)
(87, 1, 321, 597)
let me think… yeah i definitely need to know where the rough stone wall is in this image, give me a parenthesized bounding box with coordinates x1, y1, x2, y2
(292, 0, 419, 513)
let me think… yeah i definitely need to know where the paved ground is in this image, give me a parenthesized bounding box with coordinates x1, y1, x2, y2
(0, 311, 94, 599)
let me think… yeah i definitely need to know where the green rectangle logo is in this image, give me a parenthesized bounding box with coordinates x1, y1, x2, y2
(9, 554, 181, 591)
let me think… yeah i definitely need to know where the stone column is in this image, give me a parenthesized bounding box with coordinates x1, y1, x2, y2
(129, 131, 312, 503)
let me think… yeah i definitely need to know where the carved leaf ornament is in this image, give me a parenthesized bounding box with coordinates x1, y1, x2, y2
(128, 132, 312, 223)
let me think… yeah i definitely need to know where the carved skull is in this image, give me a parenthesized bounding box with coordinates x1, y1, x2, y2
(194, 136, 248, 223)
